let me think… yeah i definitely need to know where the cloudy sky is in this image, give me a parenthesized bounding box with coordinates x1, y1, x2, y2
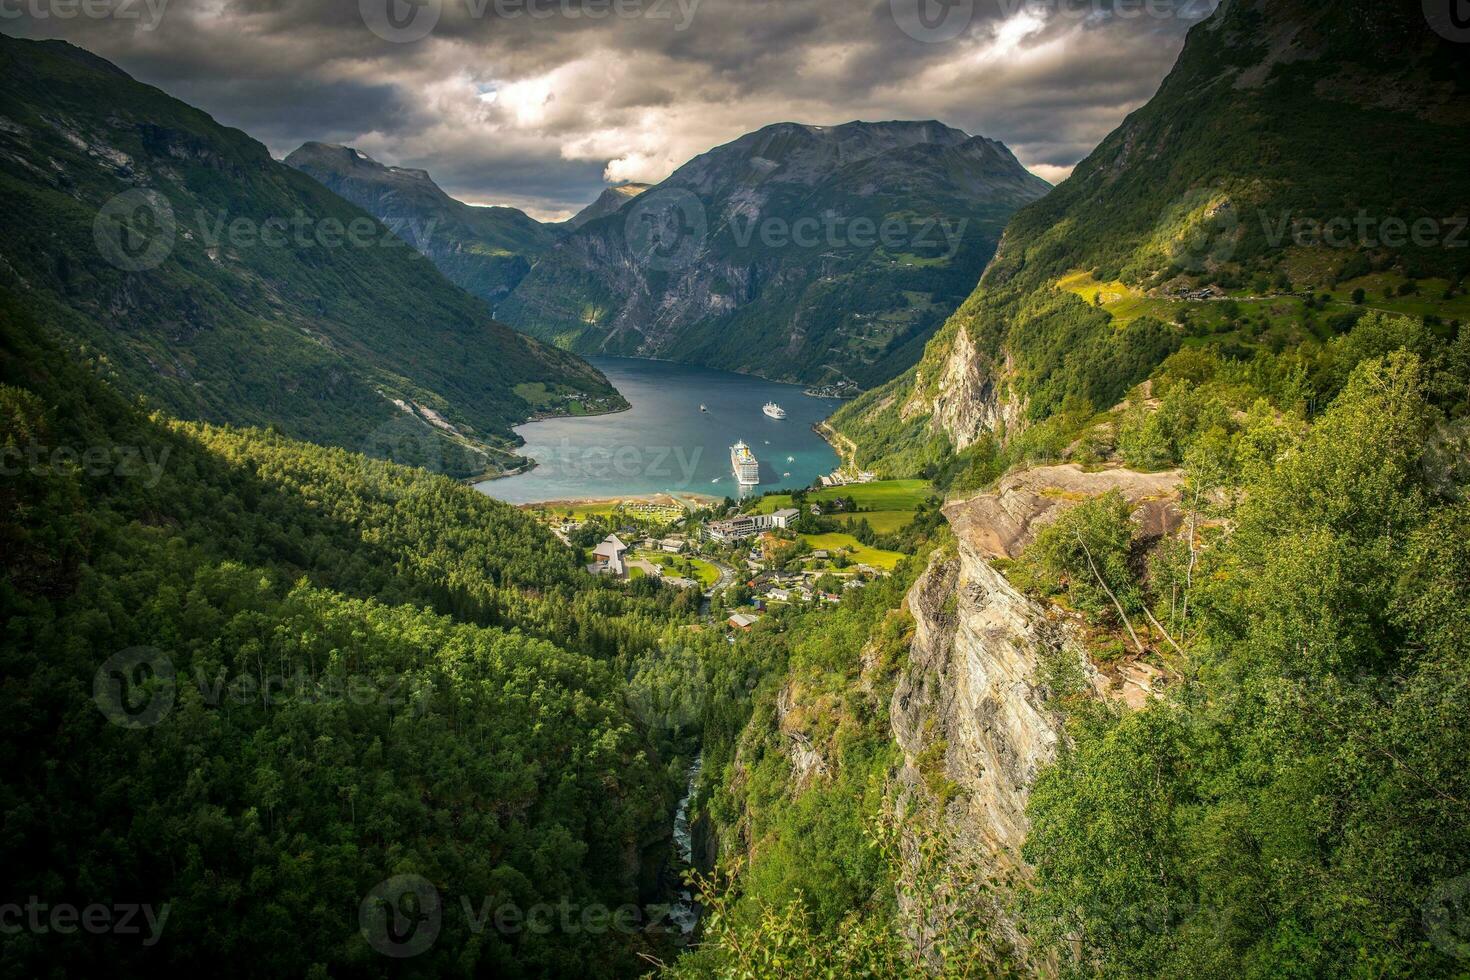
(9, 0, 1219, 219)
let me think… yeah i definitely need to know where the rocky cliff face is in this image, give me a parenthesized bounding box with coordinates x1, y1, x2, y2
(891, 464, 1185, 955)
(286, 141, 556, 304)
(901, 319, 1024, 451)
(497, 120, 1050, 387)
(893, 543, 1089, 943)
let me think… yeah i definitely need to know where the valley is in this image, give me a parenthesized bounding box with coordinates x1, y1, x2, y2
(4, 0, 1470, 977)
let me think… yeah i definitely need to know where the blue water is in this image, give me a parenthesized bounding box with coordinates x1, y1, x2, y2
(476, 357, 841, 504)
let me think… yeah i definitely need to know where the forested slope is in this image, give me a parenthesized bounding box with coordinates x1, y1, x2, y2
(0, 291, 694, 977)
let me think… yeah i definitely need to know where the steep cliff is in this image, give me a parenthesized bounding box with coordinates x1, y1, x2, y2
(497, 120, 1050, 386)
(832, 0, 1470, 476)
(889, 464, 1185, 955)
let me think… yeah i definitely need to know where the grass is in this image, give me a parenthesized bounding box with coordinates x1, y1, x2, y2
(832, 510, 916, 534)
(799, 533, 905, 571)
(632, 551, 721, 587)
(752, 479, 933, 514)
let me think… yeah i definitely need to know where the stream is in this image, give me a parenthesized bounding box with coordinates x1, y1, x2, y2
(667, 754, 703, 936)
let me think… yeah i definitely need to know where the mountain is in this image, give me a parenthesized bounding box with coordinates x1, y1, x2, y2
(832, 0, 1470, 476)
(560, 182, 651, 232)
(495, 120, 1052, 387)
(284, 141, 558, 305)
(0, 35, 624, 478)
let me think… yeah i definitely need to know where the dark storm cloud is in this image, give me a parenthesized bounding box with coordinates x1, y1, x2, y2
(5, 0, 1218, 218)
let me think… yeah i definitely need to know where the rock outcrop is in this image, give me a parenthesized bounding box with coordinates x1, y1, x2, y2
(890, 463, 1185, 955)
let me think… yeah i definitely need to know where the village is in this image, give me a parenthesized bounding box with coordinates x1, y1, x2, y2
(520, 477, 937, 636)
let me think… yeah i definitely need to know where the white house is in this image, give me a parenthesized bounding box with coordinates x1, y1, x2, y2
(593, 534, 629, 576)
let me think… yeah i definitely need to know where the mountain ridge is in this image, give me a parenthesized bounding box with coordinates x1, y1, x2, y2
(0, 34, 624, 477)
(496, 118, 1050, 386)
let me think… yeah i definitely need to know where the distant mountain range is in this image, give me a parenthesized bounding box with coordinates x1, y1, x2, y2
(499, 120, 1051, 387)
(0, 36, 624, 478)
(290, 121, 1050, 388)
(285, 141, 559, 305)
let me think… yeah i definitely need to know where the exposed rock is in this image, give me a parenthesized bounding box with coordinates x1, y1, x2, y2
(943, 463, 1185, 560)
(892, 543, 1093, 956)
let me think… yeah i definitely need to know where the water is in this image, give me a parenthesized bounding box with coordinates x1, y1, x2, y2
(477, 357, 841, 504)
(668, 755, 703, 936)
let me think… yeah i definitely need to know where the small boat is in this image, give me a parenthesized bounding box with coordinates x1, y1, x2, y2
(763, 401, 787, 420)
(786, 455, 795, 463)
(782, 471, 791, 478)
(700, 404, 708, 412)
(710, 477, 720, 484)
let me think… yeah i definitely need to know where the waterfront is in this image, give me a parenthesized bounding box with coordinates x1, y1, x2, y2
(476, 357, 842, 505)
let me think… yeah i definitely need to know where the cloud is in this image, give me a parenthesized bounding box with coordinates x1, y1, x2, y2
(7, 0, 1218, 216)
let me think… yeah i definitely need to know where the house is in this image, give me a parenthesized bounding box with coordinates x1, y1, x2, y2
(728, 612, 761, 630)
(766, 588, 792, 602)
(592, 534, 629, 576)
(809, 503, 824, 516)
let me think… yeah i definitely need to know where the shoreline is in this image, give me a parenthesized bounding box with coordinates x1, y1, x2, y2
(514, 491, 722, 512)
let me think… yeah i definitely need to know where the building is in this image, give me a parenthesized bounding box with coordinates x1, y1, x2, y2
(727, 612, 762, 630)
(592, 534, 629, 576)
(704, 507, 801, 543)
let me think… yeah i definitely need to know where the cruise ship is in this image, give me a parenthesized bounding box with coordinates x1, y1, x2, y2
(762, 401, 787, 419)
(730, 441, 760, 488)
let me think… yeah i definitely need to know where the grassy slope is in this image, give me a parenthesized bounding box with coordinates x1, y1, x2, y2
(832, 0, 1470, 477)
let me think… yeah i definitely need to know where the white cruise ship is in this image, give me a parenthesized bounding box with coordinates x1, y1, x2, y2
(730, 441, 760, 487)
(763, 401, 787, 419)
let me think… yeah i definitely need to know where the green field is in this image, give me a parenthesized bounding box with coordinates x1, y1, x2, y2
(634, 551, 720, 587)
(832, 510, 916, 534)
(752, 479, 933, 514)
(799, 532, 906, 571)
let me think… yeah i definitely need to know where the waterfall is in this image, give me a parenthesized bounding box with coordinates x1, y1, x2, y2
(667, 754, 703, 935)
